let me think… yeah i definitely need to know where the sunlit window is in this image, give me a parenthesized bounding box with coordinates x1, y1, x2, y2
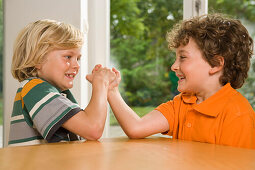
(109, 0, 255, 137)
(109, 0, 183, 137)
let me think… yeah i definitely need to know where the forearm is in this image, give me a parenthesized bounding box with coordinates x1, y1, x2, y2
(108, 88, 142, 138)
(63, 67, 117, 140)
(84, 82, 108, 131)
(62, 83, 108, 140)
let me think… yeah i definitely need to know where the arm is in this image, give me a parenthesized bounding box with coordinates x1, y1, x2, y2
(108, 68, 169, 138)
(108, 88, 169, 138)
(62, 67, 115, 140)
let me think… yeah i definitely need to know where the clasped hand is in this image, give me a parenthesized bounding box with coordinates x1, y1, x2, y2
(86, 64, 121, 90)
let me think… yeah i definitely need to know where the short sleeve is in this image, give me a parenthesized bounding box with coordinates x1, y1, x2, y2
(21, 79, 81, 142)
(155, 100, 175, 136)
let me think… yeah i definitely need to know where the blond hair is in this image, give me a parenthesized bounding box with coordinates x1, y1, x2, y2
(11, 19, 84, 82)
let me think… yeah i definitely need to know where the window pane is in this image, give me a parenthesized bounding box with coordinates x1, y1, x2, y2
(109, 0, 183, 137)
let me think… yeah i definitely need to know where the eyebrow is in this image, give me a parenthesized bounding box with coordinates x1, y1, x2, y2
(63, 50, 81, 56)
(177, 49, 189, 55)
(64, 51, 76, 54)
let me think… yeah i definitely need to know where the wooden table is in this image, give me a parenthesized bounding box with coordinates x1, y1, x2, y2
(0, 137, 255, 170)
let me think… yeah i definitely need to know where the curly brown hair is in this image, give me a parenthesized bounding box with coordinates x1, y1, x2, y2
(167, 13, 253, 89)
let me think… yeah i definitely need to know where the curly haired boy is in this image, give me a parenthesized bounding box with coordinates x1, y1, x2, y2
(101, 13, 255, 149)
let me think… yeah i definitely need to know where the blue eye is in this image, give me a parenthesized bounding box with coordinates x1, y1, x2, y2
(65, 56, 71, 59)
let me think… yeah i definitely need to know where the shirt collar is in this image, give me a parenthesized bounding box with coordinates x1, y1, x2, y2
(181, 93, 197, 104)
(181, 83, 237, 117)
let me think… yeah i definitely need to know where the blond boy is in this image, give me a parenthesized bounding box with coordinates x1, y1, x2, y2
(9, 19, 115, 146)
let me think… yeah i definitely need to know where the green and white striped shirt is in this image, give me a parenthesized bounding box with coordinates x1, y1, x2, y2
(8, 78, 82, 147)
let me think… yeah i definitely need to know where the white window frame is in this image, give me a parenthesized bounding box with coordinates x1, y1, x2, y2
(184, 0, 208, 19)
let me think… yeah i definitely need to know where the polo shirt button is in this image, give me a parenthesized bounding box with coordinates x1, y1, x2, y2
(186, 122, 192, 128)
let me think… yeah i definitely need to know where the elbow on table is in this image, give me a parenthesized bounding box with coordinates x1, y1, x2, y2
(86, 131, 102, 141)
(82, 124, 104, 141)
(125, 126, 145, 139)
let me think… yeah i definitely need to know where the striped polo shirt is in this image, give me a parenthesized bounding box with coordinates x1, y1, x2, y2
(8, 78, 82, 147)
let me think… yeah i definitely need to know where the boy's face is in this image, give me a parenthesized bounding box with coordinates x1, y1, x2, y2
(171, 38, 213, 94)
(36, 48, 81, 91)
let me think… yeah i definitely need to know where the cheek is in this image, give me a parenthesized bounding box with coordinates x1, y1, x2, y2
(179, 63, 190, 73)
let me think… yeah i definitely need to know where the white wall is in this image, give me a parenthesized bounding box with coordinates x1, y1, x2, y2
(3, 0, 110, 147)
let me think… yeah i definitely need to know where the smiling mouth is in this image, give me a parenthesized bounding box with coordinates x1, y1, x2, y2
(65, 73, 75, 78)
(177, 76, 186, 83)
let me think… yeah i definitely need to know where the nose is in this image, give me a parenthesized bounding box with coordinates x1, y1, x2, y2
(171, 59, 179, 72)
(72, 58, 80, 70)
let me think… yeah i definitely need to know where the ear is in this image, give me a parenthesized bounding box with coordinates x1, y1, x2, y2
(35, 64, 41, 70)
(209, 56, 224, 75)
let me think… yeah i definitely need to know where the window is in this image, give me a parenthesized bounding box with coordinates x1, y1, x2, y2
(109, 0, 255, 138)
(109, 0, 183, 137)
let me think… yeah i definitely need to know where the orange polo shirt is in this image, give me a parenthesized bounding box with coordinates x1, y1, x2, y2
(155, 83, 255, 149)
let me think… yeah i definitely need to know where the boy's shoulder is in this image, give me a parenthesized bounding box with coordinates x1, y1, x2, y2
(20, 77, 77, 103)
(225, 90, 254, 114)
(213, 84, 253, 115)
(211, 85, 254, 118)
(21, 77, 60, 96)
(21, 77, 44, 86)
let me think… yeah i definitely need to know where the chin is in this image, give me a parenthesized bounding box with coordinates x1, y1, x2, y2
(177, 87, 184, 92)
(67, 84, 74, 89)
(177, 84, 192, 93)
(65, 82, 74, 88)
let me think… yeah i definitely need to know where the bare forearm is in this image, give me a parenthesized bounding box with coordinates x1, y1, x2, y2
(108, 88, 142, 137)
(63, 67, 117, 140)
(62, 83, 108, 140)
(84, 83, 108, 129)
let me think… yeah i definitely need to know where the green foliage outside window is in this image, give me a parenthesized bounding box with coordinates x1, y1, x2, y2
(110, 0, 255, 108)
(111, 0, 182, 106)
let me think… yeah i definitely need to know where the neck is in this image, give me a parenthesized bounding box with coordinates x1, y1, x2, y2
(196, 83, 223, 104)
